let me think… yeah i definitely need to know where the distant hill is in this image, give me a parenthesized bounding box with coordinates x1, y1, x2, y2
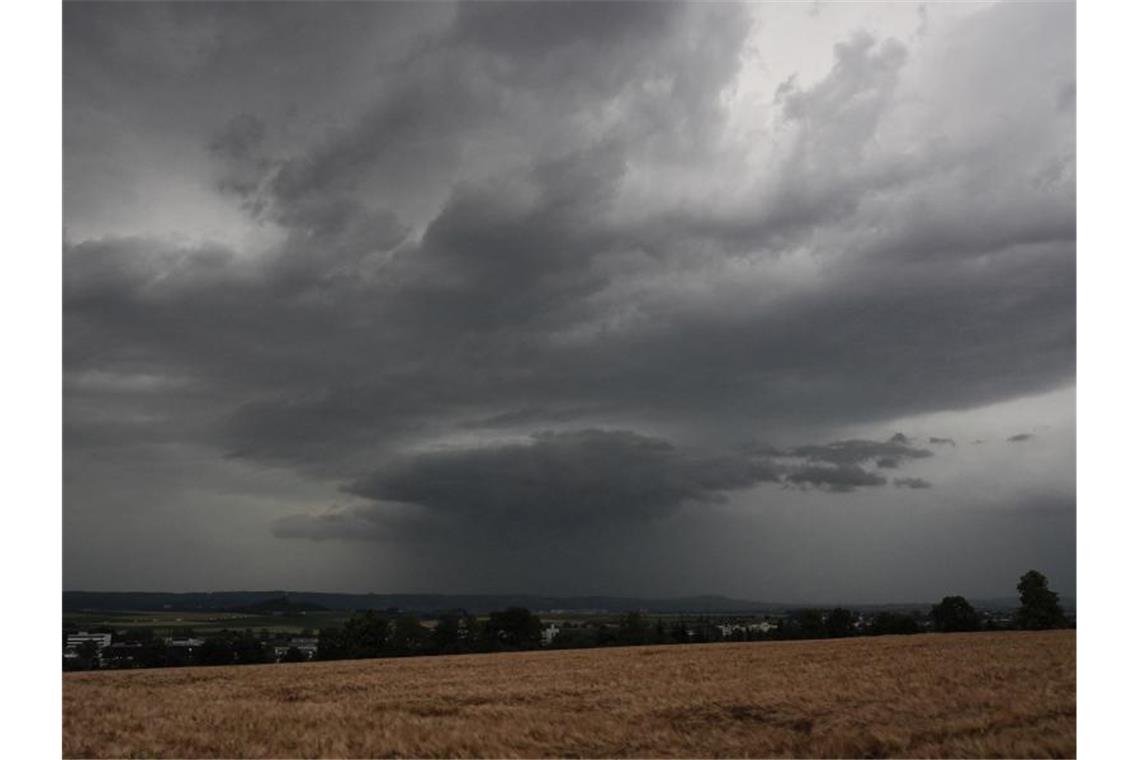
(62, 590, 1076, 615)
(225, 595, 327, 614)
(63, 591, 795, 615)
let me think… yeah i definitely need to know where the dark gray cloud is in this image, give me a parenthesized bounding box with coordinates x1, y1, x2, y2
(344, 429, 781, 532)
(208, 113, 265, 164)
(894, 477, 933, 490)
(1008, 433, 1035, 443)
(275, 430, 939, 541)
(65, 2, 1074, 473)
(791, 438, 933, 467)
(63, 1, 1075, 599)
(785, 465, 887, 493)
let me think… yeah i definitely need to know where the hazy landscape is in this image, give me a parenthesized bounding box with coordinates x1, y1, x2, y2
(64, 631, 1075, 759)
(62, 1, 1077, 757)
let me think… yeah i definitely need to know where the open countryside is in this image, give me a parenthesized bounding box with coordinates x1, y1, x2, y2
(64, 630, 1074, 759)
(58, 2, 1079, 757)
(61, 572, 1074, 671)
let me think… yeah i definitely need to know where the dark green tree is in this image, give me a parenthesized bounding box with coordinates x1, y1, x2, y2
(930, 596, 980, 632)
(432, 613, 462, 654)
(280, 646, 306, 663)
(869, 611, 920, 636)
(666, 620, 687, 644)
(137, 639, 169, 668)
(316, 626, 347, 660)
(189, 630, 266, 666)
(195, 637, 236, 666)
(387, 615, 431, 655)
(317, 610, 391, 660)
(344, 610, 390, 657)
(785, 609, 826, 639)
(824, 608, 855, 638)
(231, 630, 267, 664)
(593, 623, 617, 647)
(1014, 570, 1068, 629)
(77, 640, 100, 668)
(617, 612, 649, 645)
(483, 607, 542, 650)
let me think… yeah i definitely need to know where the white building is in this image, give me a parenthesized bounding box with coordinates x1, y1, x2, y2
(541, 623, 561, 646)
(273, 637, 319, 660)
(64, 631, 112, 660)
(66, 632, 112, 649)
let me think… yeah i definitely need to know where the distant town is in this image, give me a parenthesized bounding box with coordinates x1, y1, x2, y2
(64, 570, 1074, 671)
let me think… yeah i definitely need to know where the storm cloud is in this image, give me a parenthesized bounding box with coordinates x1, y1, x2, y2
(63, 1, 1075, 601)
(339, 429, 781, 535)
(790, 436, 933, 468)
(276, 430, 936, 539)
(785, 465, 888, 493)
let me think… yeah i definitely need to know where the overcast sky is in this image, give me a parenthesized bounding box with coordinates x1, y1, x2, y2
(63, 1, 1074, 603)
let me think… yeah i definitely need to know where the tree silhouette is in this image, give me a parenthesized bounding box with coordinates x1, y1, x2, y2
(432, 613, 462, 654)
(869, 611, 920, 636)
(670, 620, 689, 644)
(617, 612, 649, 645)
(77, 640, 100, 668)
(825, 608, 855, 638)
(317, 610, 391, 660)
(786, 609, 826, 639)
(482, 607, 542, 650)
(930, 596, 980, 632)
(1015, 570, 1068, 629)
(344, 610, 390, 657)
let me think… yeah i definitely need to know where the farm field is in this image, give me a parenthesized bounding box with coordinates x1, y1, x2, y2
(63, 630, 1075, 759)
(63, 609, 352, 637)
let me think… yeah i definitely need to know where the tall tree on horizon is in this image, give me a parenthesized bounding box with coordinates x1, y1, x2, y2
(1015, 570, 1068, 630)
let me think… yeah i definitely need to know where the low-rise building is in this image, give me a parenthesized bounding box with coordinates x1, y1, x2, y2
(64, 631, 112, 662)
(273, 637, 320, 661)
(66, 631, 112, 650)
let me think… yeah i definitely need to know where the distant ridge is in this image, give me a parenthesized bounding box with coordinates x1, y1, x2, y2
(225, 595, 328, 614)
(64, 591, 790, 615)
(62, 590, 1075, 615)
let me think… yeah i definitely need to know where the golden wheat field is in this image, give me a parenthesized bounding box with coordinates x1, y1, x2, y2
(63, 630, 1075, 759)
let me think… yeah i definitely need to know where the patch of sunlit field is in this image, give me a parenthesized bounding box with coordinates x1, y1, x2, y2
(63, 630, 1074, 758)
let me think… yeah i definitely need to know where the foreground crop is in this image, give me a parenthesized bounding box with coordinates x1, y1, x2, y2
(64, 630, 1075, 758)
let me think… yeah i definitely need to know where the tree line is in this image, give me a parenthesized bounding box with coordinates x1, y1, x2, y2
(316, 607, 541, 659)
(63, 569, 1071, 671)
